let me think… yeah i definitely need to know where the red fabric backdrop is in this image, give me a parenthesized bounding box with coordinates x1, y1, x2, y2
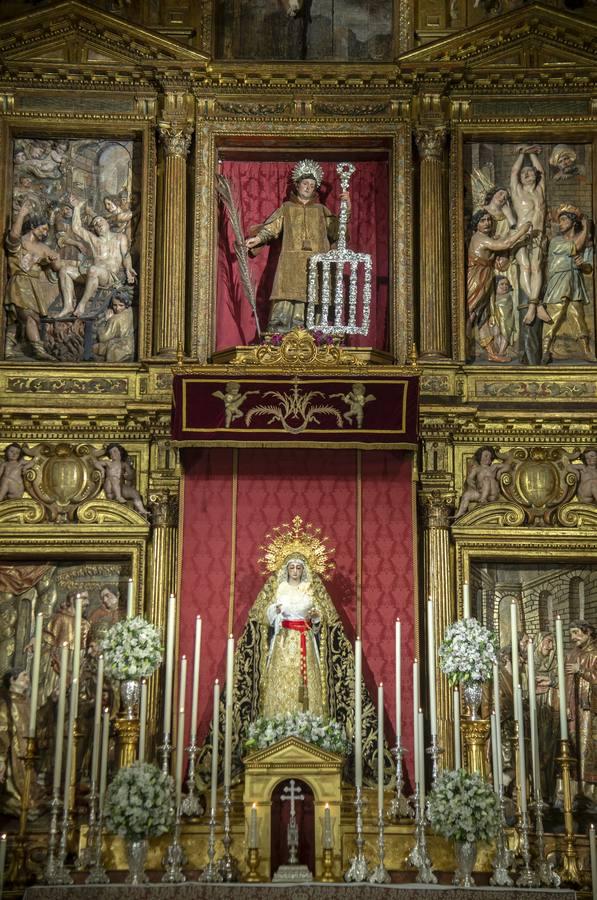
(216, 160, 390, 351)
(179, 447, 416, 782)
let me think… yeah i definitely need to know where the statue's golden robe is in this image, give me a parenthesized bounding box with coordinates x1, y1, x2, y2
(567, 637, 597, 799)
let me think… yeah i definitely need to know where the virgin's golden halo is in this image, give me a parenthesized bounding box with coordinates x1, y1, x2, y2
(259, 515, 335, 579)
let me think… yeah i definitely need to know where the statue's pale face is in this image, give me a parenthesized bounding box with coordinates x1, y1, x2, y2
(570, 626, 589, 648)
(287, 561, 304, 583)
(296, 178, 316, 203)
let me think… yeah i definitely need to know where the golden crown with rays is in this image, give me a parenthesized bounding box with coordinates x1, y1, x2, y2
(259, 515, 335, 580)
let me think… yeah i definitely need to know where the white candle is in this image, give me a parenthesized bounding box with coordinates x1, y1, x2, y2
(210, 680, 220, 813)
(453, 687, 461, 769)
(395, 619, 401, 742)
(490, 711, 499, 794)
(72, 593, 83, 685)
(515, 684, 527, 815)
(526, 637, 541, 796)
(126, 577, 134, 619)
(0, 833, 5, 898)
(555, 615, 568, 741)
(224, 635, 234, 790)
(377, 682, 384, 814)
(99, 708, 110, 810)
(248, 803, 258, 849)
(28, 612, 43, 737)
(323, 803, 333, 849)
(589, 823, 597, 900)
(163, 593, 176, 738)
(463, 582, 471, 619)
(426, 599, 438, 737)
(413, 659, 420, 787)
(62, 676, 79, 814)
(138, 678, 147, 763)
(90, 654, 104, 788)
(175, 655, 187, 808)
(190, 616, 202, 743)
(52, 642, 69, 796)
(579, 581, 585, 620)
(492, 662, 503, 792)
(418, 709, 425, 811)
(510, 601, 519, 691)
(354, 638, 362, 789)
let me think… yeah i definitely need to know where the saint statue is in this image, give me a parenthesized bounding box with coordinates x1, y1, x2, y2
(566, 619, 596, 808)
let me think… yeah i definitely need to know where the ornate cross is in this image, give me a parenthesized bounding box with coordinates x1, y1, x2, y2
(281, 779, 305, 865)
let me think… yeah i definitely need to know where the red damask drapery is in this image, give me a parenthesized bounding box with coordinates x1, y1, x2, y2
(216, 159, 390, 351)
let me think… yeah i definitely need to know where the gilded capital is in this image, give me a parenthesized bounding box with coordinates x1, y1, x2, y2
(415, 125, 449, 161)
(419, 490, 454, 528)
(149, 490, 179, 527)
(157, 121, 193, 158)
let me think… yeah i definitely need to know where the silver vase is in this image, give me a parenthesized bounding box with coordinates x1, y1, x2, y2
(462, 681, 483, 720)
(120, 679, 141, 719)
(126, 838, 149, 884)
(454, 840, 477, 887)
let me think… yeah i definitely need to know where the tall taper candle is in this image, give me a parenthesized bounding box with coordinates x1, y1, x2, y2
(395, 619, 401, 741)
(72, 593, 83, 685)
(126, 577, 134, 619)
(510, 601, 519, 691)
(589, 823, 596, 900)
(413, 659, 420, 787)
(248, 803, 258, 849)
(463, 582, 471, 619)
(354, 637, 362, 789)
(526, 637, 540, 794)
(323, 804, 333, 849)
(0, 833, 6, 899)
(163, 593, 176, 738)
(28, 611, 43, 737)
(138, 678, 147, 763)
(579, 581, 585, 620)
(210, 680, 220, 812)
(514, 684, 527, 814)
(490, 711, 499, 794)
(453, 687, 461, 769)
(52, 642, 69, 795)
(190, 615, 202, 742)
(62, 676, 79, 815)
(555, 615, 568, 741)
(98, 708, 110, 810)
(492, 662, 503, 792)
(426, 598, 438, 737)
(175, 655, 187, 808)
(377, 682, 384, 813)
(418, 709, 425, 811)
(90, 653, 104, 788)
(224, 635, 234, 789)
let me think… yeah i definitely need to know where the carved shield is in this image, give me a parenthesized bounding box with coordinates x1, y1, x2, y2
(515, 460, 559, 509)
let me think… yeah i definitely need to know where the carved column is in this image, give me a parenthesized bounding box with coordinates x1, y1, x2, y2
(154, 118, 193, 357)
(415, 125, 450, 359)
(147, 490, 180, 752)
(420, 490, 455, 766)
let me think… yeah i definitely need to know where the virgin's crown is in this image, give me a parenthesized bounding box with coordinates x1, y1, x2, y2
(259, 515, 335, 579)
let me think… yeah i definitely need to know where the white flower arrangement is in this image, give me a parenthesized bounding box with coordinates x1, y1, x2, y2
(438, 618, 498, 685)
(246, 712, 350, 755)
(101, 615, 163, 681)
(427, 769, 500, 844)
(104, 762, 174, 841)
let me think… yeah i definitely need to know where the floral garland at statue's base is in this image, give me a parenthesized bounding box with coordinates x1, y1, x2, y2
(245, 711, 351, 755)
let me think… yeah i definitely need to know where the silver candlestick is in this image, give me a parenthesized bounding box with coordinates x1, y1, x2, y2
(344, 786, 370, 882)
(199, 808, 223, 883)
(76, 781, 98, 870)
(490, 788, 513, 887)
(426, 736, 444, 785)
(388, 742, 412, 820)
(159, 733, 173, 776)
(86, 793, 109, 884)
(407, 789, 436, 884)
(516, 810, 540, 887)
(181, 737, 203, 817)
(44, 793, 69, 884)
(532, 794, 560, 887)
(369, 810, 391, 883)
(162, 803, 186, 883)
(218, 788, 240, 881)
(51, 801, 74, 885)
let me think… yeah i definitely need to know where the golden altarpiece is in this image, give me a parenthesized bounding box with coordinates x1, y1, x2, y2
(0, 0, 595, 891)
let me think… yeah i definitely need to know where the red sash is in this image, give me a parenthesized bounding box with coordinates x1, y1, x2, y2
(282, 619, 311, 685)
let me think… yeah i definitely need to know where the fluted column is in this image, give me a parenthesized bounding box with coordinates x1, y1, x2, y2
(154, 120, 193, 357)
(415, 125, 450, 359)
(420, 490, 455, 766)
(147, 490, 179, 753)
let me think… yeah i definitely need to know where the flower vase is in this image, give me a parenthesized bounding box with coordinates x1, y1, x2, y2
(462, 681, 483, 720)
(120, 679, 141, 719)
(453, 840, 477, 887)
(125, 838, 149, 884)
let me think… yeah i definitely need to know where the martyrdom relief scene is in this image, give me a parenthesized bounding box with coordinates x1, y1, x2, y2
(0, 561, 130, 823)
(4, 138, 140, 364)
(470, 560, 596, 824)
(464, 141, 595, 366)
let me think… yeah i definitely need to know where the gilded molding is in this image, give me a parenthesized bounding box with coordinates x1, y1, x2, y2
(419, 490, 455, 528)
(157, 121, 193, 157)
(149, 490, 180, 528)
(414, 125, 449, 161)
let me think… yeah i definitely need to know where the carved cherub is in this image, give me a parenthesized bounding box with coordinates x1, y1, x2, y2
(92, 443, 149, 517)
(331, 382, 375, 429)
(212, 382, 258, 428)
(455, 445, 510, 519)
(565, 447, 597, 504)
(0, 443, 39, 501)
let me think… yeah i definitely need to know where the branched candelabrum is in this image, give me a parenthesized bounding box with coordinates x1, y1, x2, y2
(199, 807, 223, 883)
(516, 810, 539, 887)
(218, 788, 240, 882)
(368, 810, 391, 883)
(160, 732, 173, 777)
(162, 802, 186, 883)
(181, 736, 203, 817)
(86, 790, 109, 884)
(343, 786, 370, 882)
(532, 791, 560, 887)
(388, 742, 412, 820)
(407, 789, 436, 884)
(489, 787, 513, 886)
(426, 735, 444, 785)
